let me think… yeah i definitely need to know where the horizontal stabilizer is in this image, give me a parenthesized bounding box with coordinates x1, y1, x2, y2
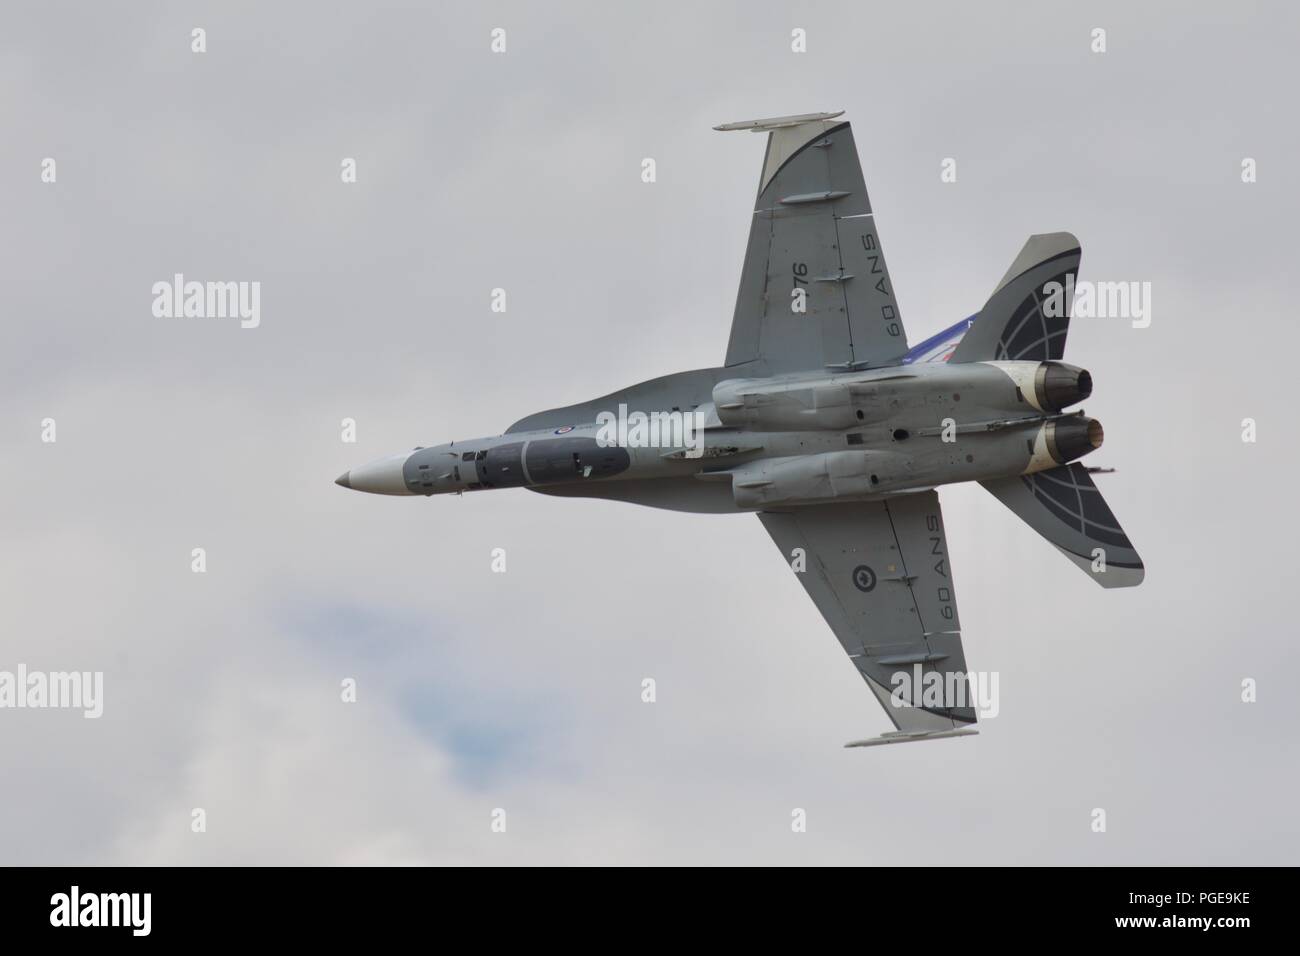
(981, 463, 1144, 588)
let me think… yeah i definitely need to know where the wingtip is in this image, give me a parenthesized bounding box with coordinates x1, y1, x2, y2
(712, 110, 845, 132)
(844, 728, 979, 748)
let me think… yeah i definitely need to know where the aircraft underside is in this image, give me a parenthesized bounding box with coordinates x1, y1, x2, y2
(337, 111, 1144, 746)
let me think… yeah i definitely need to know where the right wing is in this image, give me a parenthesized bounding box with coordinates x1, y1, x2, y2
(759, 492, 978, 744)
(718, 112, 911, 375)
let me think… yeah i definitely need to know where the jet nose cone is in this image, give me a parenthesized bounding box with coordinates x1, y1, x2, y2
(335, 452, 415, 495)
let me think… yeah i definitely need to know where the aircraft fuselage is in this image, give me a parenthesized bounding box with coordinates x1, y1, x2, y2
(336, 358, 1102, 513)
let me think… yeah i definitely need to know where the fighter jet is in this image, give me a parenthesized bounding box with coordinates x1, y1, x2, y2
(337, 111, 1144, 747)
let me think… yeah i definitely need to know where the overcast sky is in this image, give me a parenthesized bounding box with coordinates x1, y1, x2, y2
(2, 0, 1297, 864)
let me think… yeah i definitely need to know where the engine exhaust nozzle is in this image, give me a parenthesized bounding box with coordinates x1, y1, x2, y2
(1035, 362, 1092, 412)
(1047, 416, 1104, 464)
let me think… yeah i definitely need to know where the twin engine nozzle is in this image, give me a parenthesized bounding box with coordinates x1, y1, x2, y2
(1045, 415, 1105, 465)
(1034, 361, 1093, 412)
(1030, 362, 1101, 465)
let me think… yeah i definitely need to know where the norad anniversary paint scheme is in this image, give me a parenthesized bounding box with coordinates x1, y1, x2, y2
(337, 112, 1143, 747)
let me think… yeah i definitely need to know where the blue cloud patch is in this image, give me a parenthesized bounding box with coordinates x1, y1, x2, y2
(277, 598, 563, 787)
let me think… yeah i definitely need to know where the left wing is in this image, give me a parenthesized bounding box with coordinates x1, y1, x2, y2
(718, 112, 911, 375)
(759, 492, 979, 746)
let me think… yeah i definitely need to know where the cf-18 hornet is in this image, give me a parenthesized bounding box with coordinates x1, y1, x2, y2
(337, 111, 1144, 747)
